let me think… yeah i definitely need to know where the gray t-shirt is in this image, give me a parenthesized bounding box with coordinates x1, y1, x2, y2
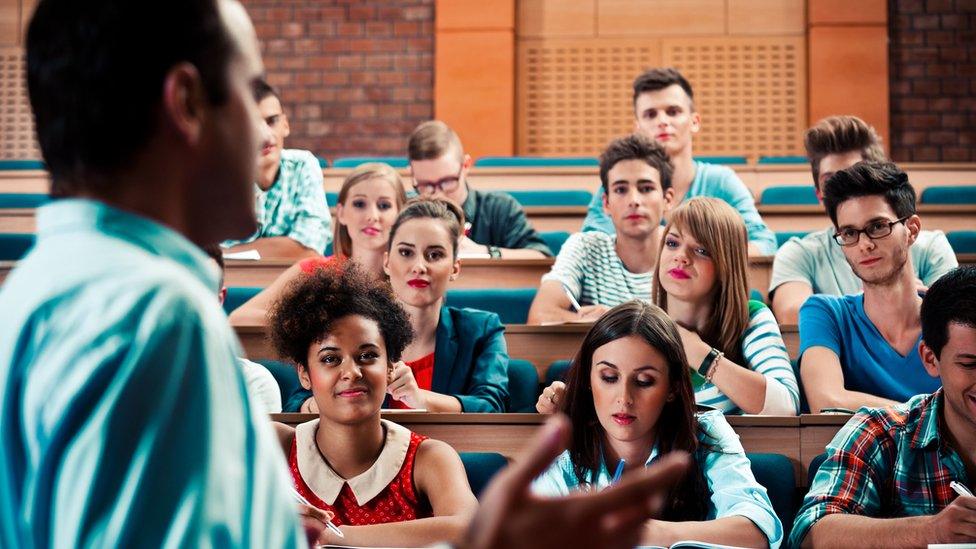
(770, 227, 958, 296)
(541, 231, 652, 307)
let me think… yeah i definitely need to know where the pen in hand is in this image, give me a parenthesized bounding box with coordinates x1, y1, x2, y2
(561, 284, 583, 313)
(291, 486, 345, 539)
(951, 481, 973, 498)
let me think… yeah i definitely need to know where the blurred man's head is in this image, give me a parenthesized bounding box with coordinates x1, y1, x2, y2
(631, 68, 700, 158)
(804, 115, 886, 200)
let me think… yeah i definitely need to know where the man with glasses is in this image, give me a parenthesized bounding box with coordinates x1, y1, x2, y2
(798, 161, 941, 413)
(222, 79, 332, 257)
(407, 120, 552, 258)
(770, 116, 957, 324)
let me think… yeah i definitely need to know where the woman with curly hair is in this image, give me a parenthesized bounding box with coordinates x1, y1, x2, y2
(269, 262, 476, 546)
(287, 198, 510, 413)
(530, 300, 782, 548)
(230, 162, 407, 325)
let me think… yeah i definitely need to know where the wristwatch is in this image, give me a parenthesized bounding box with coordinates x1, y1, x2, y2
(487, 245, 502, 258)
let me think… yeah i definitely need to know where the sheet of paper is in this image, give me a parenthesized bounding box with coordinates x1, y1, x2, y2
(223, 249, 261, 260)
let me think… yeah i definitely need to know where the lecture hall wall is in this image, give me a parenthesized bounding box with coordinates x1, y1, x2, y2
(0, 0, 972, 163)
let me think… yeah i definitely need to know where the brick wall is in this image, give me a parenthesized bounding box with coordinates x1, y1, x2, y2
(889, 0, 976, 162)
(242, 0, 434, 161)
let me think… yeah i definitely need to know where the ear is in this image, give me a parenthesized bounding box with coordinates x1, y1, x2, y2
(387, 361, 396, 384)
(281, 111, 291, 139)
(602, 189, 611, 214)
(919, 340, 941, 378)
(690, 111, 702, 134)
(335, 202, 346, 226)
(161, 62, 208, 146)
(217, 286, 227, 306)
(663, 187, 675, 209)
(451, 256, 461, 280)
(382, 250, 391, 277)
(633, 117, 641, 134)
(297, 364, 312, 390)
(906, 214, 922, 245)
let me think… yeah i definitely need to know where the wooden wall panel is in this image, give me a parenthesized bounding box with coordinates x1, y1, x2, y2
(517, 38, 662, 155)
(808, 25, 889, 149)
(729, 0, 806, 35)
(437, 0, 514, 30)
(0, 48, 38, 160)
(597, 0, 727, 36)
(0, 0, 18, 46)
(518, 0, 595, 38)
(808, 0, 886, 25)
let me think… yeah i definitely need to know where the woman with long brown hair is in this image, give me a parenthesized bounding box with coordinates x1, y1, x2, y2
(531, 300, 782, 548)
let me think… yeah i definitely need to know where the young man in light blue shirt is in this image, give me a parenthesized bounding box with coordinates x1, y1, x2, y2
(798, 161, 942, 413)
(0, 1, 307, 547)
(581, 68, 776, 256)
(222, 79, 332, 256)
(770, 115, 957, 324)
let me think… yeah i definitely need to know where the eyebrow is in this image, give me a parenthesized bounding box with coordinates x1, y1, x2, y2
(956, 353, 976, 360)
(839, 216, 892, 230)
(595, 360, 662, 373)
(611, 179, 656, 186)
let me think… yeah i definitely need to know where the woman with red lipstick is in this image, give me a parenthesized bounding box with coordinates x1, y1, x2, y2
(269, 263, 476, 546)
(230, 163, 407, 326)
(290, 198, 510, 413)
(531, 301, 782, 548)
(652, 197, 799, 415)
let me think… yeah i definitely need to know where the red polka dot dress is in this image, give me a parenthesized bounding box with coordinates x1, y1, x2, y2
(289, 419, 433, 526)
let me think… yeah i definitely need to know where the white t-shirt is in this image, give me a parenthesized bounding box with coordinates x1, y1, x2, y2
(239, 358, 283, 414)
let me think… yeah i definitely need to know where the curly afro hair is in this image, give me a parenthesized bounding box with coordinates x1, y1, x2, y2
(268, 262, 414, 367)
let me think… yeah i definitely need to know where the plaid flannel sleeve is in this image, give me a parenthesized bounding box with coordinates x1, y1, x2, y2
(286, 153, 331, 253)
(789, 411, 890, 547)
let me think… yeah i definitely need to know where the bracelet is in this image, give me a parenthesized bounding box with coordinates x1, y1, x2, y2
(698, 347, 721, 380)
(705, 351, 723, 383)
(488, 245, 502, 258)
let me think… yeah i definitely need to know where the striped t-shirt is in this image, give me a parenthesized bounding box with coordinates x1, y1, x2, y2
(541, 232, 653, 308)
(696, 302, 800, 414)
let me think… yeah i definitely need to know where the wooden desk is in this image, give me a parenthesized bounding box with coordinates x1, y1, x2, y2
(0, 209, 35, 232)
(0, 170, 49, 194)
(270, 412, 846, 486)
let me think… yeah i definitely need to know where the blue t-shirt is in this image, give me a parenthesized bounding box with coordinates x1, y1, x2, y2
(582, 160, 777, 255)
(798, 294, 941, 402)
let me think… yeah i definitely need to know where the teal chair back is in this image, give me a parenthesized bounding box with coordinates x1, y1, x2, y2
(459, 452, 508, 498)
(223, 286, 261, 315)
(0, 193, 50, 208)
(332, 156, 409, 169)
(503, 189, 592, 207)
(807, 452, 828, 487)
(760, 186, 819, 205)
(316, 157, 329, 168)
(475, 156, 598, 168)
(747, 452, 797, 540)
(758, 155, 808, 165)
(326, 191, 338, 205)
(0, 160, 45, 170)
(256, 359, 301, 408)
(445, 288, 536, 324)
(507, 359, 540, 412)
(0, 233, 35, 260)
(540, 231, 570, 255)
(920, 185, 976, 204)
(545, 359, 573, 386)
(948, 231, 976, 254)
(776, 231, 809, 248)
(693, 155, 747, 165)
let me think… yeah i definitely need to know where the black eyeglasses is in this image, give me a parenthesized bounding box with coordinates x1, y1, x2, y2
(832, 216, 911, 246)
(412, 165, 463, 196)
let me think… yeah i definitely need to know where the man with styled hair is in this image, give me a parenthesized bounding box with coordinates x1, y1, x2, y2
(792, 266, 976, 548)
(798, 161, 942, 414)
(771, 115, 957, 323)
(407, 120, 552, 258)
(528, 133, 673, 324)
(222, 78, 332, 256)
(582, 67, 776, 256)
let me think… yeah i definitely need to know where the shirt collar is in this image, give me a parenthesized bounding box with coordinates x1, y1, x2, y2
(911, 389, 944, 450)
(35, 198, 218, 291)
(295, 418, 412, 506)
(461, 184, 478, 226)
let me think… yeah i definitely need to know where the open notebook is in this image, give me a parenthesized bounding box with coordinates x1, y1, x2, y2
(639, 542, 750, 549)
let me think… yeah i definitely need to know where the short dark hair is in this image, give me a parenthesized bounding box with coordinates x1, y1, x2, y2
(804, 116, 886, 189)
(822, 161, 916, 227)
(201, 244, 225, 288)
(27, 0, 235, 195)
(599, 134, 673, 194)
(269, 262, 414, 368)
(921, 267, 976, 358)
(633, 68, 694, 110)
(253, 78, 279, 103)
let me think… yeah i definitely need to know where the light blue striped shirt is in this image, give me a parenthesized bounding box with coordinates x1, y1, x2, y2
(531, 410, 783, 548)
(0, 199, 302, 548)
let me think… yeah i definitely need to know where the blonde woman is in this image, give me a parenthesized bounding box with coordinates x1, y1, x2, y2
(538, 197, 798, 416)
(229, 163, 407, 325)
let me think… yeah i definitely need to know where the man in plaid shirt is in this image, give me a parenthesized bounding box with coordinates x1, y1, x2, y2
(222, 79, 331, 256)
(791, 266, 976, 548)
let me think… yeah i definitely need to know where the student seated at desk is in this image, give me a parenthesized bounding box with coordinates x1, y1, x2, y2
(270, 262, 476, 546)
(527, 134, 673, 324)
(798, 161, 941, 414)
(790, 266, 976, 548)
(286, 198, 509, 413)
(770, 115, 957, 325)
(222, 79, 331, 257)
(531, 301, 783, 548)
(581, 67, 776, 256)
(229, 163, 407, 325)
(540, 198, 798, 415)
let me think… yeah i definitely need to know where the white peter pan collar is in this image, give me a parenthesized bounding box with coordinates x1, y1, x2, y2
(295, 418, 412, 506)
